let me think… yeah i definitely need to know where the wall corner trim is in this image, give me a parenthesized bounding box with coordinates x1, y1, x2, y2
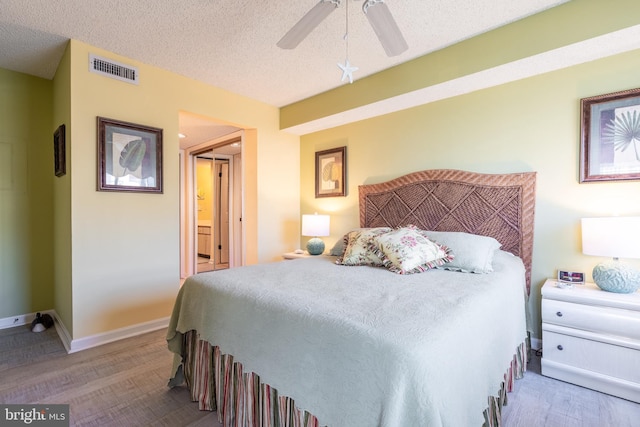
(0, 311, 170, 354)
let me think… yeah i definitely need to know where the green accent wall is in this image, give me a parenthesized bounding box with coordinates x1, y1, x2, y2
(0, 68, 54, 319)
(281, 0, 640, 129)
(299, 48, 640, 340)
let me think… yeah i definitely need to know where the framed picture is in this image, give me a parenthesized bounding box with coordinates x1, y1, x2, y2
(53, 124, 66, 177)
(580, 87, 640, 182)
(97, 117, 163, 193)
(315, 146, 346, 198)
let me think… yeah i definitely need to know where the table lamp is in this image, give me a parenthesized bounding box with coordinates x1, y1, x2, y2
(302, 213, 330, 255)
(581, 216, 640, 293)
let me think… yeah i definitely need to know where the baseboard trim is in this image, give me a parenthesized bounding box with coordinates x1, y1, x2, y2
(0, 310, 57, 330)
(0, 310, 169, 354)
(51, 312, 72, 353)
(66, 316, 170, 354)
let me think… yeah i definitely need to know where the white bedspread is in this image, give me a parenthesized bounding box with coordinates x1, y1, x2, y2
(167, 250, 527, 427)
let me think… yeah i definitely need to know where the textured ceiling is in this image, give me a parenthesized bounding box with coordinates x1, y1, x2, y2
(0, 0, 570, 109)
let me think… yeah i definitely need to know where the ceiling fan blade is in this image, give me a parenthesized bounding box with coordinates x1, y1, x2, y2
(277, 0, 340, 49)
(363, 0, 408, 57)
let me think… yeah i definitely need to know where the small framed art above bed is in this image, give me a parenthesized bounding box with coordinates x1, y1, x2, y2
(167, 169, 537, 427)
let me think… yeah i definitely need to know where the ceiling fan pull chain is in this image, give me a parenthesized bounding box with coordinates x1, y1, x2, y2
(337, 0, 358, 83)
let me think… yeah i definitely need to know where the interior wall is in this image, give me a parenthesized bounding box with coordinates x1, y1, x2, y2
(281, 0, 640, 130)
(299, 48, 640, 341)
(52, 43, 73, 333)
(67, 40, 299, 340)
(196, 157, 213, 225)
(0, 67, 54, 320)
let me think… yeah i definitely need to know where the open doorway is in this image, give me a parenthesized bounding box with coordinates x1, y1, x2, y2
(179, 112, 246, 278)
(195, 154, 232, 273)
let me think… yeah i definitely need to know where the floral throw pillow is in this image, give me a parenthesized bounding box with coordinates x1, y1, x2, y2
(330, 227, 388, 257)
(335, 227, 391, 266)
(369, 226, 454, 274)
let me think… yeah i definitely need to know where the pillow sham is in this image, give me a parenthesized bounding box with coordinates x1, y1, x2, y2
(335, 227, 392, 266)
(420, 230, 501, 274)
(368, 226, 453, 274)
(329, 235, 349, 256)
(330, 227, 390, 256)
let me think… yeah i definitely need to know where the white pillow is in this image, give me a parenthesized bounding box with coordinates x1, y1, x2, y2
(421, 230, 501, 274)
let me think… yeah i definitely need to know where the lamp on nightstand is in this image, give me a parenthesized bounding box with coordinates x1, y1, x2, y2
(581, 216, 640, 293)
(302, 213, 330, 255)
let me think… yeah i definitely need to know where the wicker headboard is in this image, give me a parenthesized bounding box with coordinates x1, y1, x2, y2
(359, 169, 536, 295)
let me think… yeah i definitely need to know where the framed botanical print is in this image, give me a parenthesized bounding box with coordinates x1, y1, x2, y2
(580, 87, 640, 182)
(97, 117, 163, 193)
(315, 146, 346, 198)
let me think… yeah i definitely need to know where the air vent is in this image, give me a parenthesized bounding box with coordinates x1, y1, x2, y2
(89, 54, 139, 85)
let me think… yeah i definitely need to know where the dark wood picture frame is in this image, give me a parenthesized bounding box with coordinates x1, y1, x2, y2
(315, 146, 346, 198)
(54, 124, 66, 177)
(580, 87, 640, 182)
(97, 117, 163, 193)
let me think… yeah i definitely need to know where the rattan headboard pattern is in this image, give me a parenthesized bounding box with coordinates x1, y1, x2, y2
(359, 169, 536, 294)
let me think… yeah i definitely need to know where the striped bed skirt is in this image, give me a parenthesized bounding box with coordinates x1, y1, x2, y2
(176, 330, 528, 427)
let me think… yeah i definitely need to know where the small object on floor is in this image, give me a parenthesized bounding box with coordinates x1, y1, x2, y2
(31, 312, 54, 333)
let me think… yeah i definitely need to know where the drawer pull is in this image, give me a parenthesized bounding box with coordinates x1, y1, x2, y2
(556, 311, 563, 317)
(557, 345, 563, 351)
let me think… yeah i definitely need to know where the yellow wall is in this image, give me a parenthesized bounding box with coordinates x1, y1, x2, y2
(0, 68, 54, 320)
(196, 158, 213, 224)
(300, 49, 640, 340)
(52, 43, 73, 333)
(63, 40, 299, 339)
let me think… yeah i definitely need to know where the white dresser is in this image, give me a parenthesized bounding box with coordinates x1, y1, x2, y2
(541, 279, 640, 403)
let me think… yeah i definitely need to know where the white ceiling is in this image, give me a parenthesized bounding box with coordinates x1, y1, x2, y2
(1, 0, 578, 147)
(4, 0, 640, 144)
(1, 0, 569, 109)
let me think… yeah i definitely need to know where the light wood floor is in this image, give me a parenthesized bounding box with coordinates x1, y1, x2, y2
(502, 349, 640, 426)
(0, 326, 222, 427)
(1, 326, 639, 426)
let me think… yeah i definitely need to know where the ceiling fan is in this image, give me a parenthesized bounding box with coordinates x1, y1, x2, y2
(277, 0, 408, 57)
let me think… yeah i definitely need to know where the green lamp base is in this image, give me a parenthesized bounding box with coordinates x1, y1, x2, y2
(306, 238, 325, 255)
(592, 260, 640, 293)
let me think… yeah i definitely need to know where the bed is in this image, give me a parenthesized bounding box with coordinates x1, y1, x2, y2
(167, 169, 537, 427)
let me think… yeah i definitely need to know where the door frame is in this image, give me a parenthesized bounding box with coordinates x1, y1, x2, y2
(210, 155, 232, 270)
(181, 131, 245, 278)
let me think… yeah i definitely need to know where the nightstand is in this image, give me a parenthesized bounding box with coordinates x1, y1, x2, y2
(541, 278, 640, 403)
(282, 251, 312, 260)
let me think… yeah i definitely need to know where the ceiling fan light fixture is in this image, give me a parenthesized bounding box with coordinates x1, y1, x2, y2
(277, 0, 340, 49)
(362, 0, 408, 57)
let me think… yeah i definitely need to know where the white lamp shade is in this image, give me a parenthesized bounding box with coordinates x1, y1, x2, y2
(581, 217, 640, 259)
(302, 214, 330, 237)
